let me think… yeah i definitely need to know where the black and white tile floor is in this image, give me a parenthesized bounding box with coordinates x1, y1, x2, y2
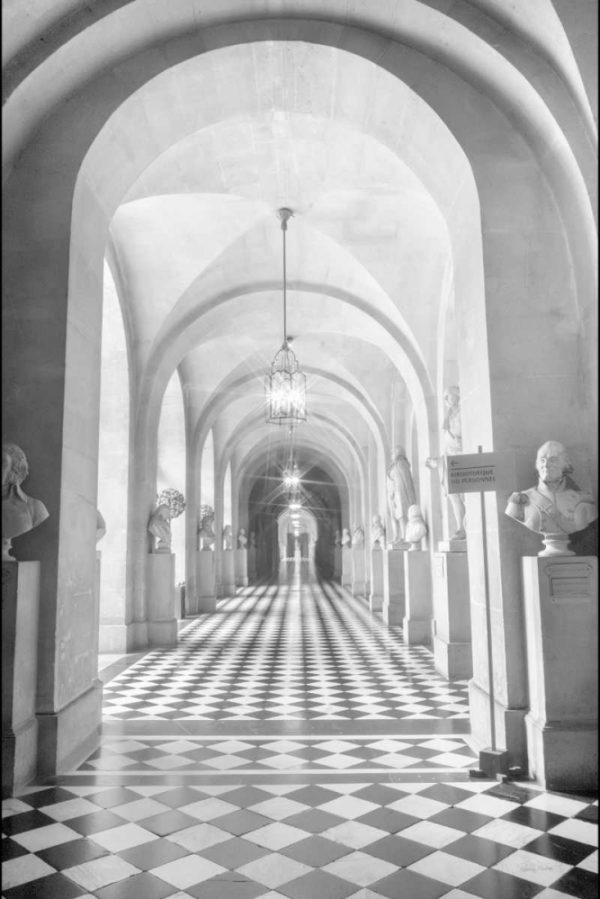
(2, 581, 597, 898)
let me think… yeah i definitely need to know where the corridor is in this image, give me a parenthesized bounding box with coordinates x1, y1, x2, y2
(2, 582, 597, 899)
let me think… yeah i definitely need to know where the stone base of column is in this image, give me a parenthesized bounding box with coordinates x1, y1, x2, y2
(351, 549, 366, 596)
(2, 562, 40, 797)
(369, 548, 384, 612)
(522, 555, 598, 791)
(341, 548, 352, 589)
(235, 549, 248, 587)
(220, 551, 236, 597)
(248, 547, 256, 582)
(403, 550, 432, 645)
(334, 546, 342, 579)
(432, 550, 471, 679)
(382, 549, 404, 625)
(432, 635, 472, 680)
(196, 551, 216, 611)
(468, 679, 528, 770)
(37, 678, 103, 780)
(146, 553, 177, 646)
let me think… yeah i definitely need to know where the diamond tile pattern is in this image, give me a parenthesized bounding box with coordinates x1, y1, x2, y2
(100, 585, 469, 722)
(2, 581, 597, 898)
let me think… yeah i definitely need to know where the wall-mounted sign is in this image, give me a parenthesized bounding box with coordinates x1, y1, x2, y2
(447, 451, 516, 495)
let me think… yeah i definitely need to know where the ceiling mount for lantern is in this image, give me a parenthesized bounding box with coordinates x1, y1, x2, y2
(265, 208, 307, 425)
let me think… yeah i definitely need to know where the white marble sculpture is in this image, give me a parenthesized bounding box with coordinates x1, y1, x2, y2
(148, 488, 185, 553)
(426, 386, 466, 541)
(2, 443, 49, 561)
(370, 514, 386, 548)
(341, 528, 351, 548)
(386, 446, 417, 545)
(405, 505, 428, 550)
(351, 524, 365, 547)
(505, 440, 597, 556)
(238, 528, 248, 548)
(223, 524, 233, 550)
(198, 505, 216, 550)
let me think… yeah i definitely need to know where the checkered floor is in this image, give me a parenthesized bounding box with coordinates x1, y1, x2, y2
(101, 582, 469, 722)
(3, 579, 598, 898)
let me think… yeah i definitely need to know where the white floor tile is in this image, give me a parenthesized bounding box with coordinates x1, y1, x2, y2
(63, 855, 141, 891)
(2, 854, 56, 889)
(12, 822, 81, 852)
(407, 850, 485, 886)
(493, 848, 572, 886)
(150, 855, 226, 889)
(237, 851, 311, 888)
(323, 850, 397, 885)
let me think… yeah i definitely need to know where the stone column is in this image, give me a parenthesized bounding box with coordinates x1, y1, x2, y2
(431, 549, 472, 678)
(235, 549, 248, 587)
(382, 548, 405, 625)
(369, 547, 384, 612)
(146, 553, 177, 645)
(351, 549, 367, 596)
(403, 550, 432, 644)
(196, 550, 216, 612)
(2, 562, 40, 797)
(522, 556, 598, 792)
(341, 547, 352, 589)
(221, 550, 236, 597)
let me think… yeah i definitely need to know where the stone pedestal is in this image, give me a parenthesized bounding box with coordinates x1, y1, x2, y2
(382, 549, 405, 625)
(403, 550, 432, 644)
(369, 547, 384, 612)
(431, 550, 472, 678)
(248, 547, 256, 582)
(235, 549, 248, 587)
(196, 550, 216, 611)
(221, 551, 236, 596)
(342, 547, 352, 589)
(146, 553, 177, 645)
(522, 556, 598, 792)
(351, 549, 366, 596)
(334, 546, 342, 580)
(2, 562, 40, 797)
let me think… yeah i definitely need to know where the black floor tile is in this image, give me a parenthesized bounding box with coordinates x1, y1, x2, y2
(356, 808, 420, 834)
(444, 833, 515, 867)
(575, 805, 598, 823)
(501, 805, 565, 831)
(429, 806, 492, 833)
(199, 836, 269, 868)
(16, 788, 75, 809)
(550, 866, 599, 899)
(523, 831, 596, 866)
(461, 867, 544, 898)
(64, 809, 126, 835)
(1, 837, 29, 862)
(219, 786, 272, 808)
(285, 786, 346, 807)
(3, 872, 88, 899)
(284, 808, 344, 833)
(418, 783, 477, 805)
(277, 869, 356, 899)
(94, 871, 175, 899)
(148, 786, 204, 808)
(187, 873, 266, 899)
(364, 834, 434, 866)
(85, 787, 140, 808)
(137, 809, 200, 836)
(282, 835, 352, 867)
(2, 809, 56, 836)
(210, 809, 272, 836)
(372, 867, 449, 899)
(352, 784, 414, 806)
(36, 836, 109, 869)
(117, 836, 188, 869)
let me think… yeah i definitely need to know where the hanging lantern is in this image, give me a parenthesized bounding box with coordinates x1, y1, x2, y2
(265, 208, 307, 425)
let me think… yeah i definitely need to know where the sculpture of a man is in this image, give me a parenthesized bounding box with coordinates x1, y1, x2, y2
(198, 505, 215, 550)
(341, 527, 351, 548)
(148, 488, 185, 553)
(386, 446, 417, 545)
(426, 386, 466, 540)
(505, 440, 597, 556)
(370, 514, 386, 548)
(351, 524, 365, 547)
(405, 505, 428, 550)
(2, 443, 49, 561)
(223, 524, 233, 550)
(238, 528, 248, 548)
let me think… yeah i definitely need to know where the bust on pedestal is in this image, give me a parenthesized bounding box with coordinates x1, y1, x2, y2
(2, 443, 49, 561)
(146, 489, 185, 645)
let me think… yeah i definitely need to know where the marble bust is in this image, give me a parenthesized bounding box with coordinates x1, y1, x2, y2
(426, 386, 466, 540)
(238, 528, 248, 548)
(223, 525, 233, 550)
(405, 505, 428, 550)
(386, 446, 417, 545)
(370, 514, 386, 548)
(148, 488, 185, 553)
(341, 528, 351, 548)
(2, 443, 49, 561)
(198, 505, 216, 550)
(505, 440, 597, 556)
(351, 525, 365, 547)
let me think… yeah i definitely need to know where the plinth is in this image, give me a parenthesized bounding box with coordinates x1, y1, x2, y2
(341, 547, 352, 589)
(522, 555, 597, 791)
(220, 551, 236, 597)
(146, 553, 177, 645)
(235, 549, 248, 587)
(431, 550, 471, 678)
(403, 550, 432, 644)
(334, 546, 342, 580)
(248, 546, 256, 582)
(382, 548, 405, 625)
(2, 562, 40, 797)
(369, 547, 384, 612)
(351, 549, 366, 596)
(197, 550, 216, 611)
